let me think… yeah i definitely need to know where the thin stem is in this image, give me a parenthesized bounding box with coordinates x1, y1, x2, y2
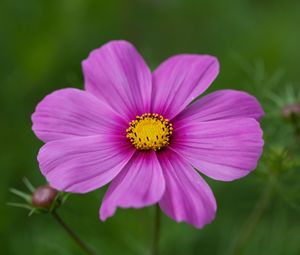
(52, 211, 98, 255)
(151, 204, 161, 255)
(230, 183, 273, 255)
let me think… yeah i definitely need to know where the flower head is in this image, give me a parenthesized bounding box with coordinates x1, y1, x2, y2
(32, 40, 264, 228)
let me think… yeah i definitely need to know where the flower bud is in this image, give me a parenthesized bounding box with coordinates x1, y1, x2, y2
(32, 185, 58, 209)
(281, 103, 300, 119)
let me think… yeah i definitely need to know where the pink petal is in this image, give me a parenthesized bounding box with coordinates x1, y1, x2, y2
(151, 54, 219, 120)
(158, 149, 217, 229)
(38, 135, 134, 193)
(172, 118, 264, 181)
(82, 40, 152, 121)
(173, 89, 264, 125)
(100, 151, 165, 220)
(32, 88, 126, 143)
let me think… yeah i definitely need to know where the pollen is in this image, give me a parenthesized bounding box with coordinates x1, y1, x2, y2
(126, 113, 173, 151)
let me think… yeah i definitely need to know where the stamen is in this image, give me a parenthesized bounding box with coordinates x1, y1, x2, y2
(126, 113, 173, 151)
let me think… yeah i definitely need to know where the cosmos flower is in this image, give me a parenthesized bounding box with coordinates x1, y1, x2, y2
(32, 40, 264, 228)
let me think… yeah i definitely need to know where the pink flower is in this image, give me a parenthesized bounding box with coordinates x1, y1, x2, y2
(32, 40, 264, 228)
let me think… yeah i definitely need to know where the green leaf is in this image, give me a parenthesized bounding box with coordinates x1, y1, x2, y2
(7, 202, 32, 210)
(22, 177, 35, 193)
(9, 188, 32, 203)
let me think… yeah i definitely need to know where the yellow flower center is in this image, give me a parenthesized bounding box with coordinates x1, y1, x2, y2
(126, 113, 173, 151)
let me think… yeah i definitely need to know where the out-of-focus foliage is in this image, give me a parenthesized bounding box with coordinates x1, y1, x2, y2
(1, 0, 300, 254)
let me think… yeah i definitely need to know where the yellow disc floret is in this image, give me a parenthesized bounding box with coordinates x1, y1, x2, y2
(126, 113, 173, 151)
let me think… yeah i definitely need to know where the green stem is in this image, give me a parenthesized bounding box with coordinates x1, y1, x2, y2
(52, 211, 98, 255)
(231, 183, 273, 255)
(151, 204, 161, 255)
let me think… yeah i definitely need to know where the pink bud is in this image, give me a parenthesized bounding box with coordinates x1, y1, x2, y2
(32, 185, 58, 209)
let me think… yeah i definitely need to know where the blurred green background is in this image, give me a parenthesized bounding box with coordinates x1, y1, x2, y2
(1, 0, 300, 254)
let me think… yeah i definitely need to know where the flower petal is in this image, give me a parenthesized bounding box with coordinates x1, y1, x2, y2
(82, 40, 152, 120)
(38, 135, 134, 193)
(100, 151, 165, 220)
(172, 118, 264, 181)
(32, 88, 126, 143)
(173, 89, 264, 125)
(151, 54, 219, 120)
(158, 149, 217, 229)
